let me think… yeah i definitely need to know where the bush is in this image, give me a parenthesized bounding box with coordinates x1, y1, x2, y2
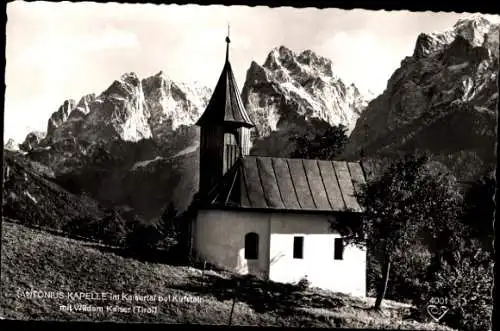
(95, 211, 129, 246)
(289, 124, 349, 160)
(296, 276, 311, 291)
(124, 217, 163, 256)
(159, 202, 180, 239)
(430, 240, 493, 331)
(384, 242, 433, 303)
(61, 210, 128, 247)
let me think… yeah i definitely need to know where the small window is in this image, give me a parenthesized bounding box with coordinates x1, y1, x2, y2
(334, 238, 344, 260)
(245, 232, 259, 260)
(293, 236, 304, 259)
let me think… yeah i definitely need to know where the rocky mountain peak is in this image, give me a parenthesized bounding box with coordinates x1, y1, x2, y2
(296, 49, 335, 77)
(263, 46, 292, 69)
(100, 72, 142, 100)
(453, 15, 495, 45)
(120, 72, 141, 87)
(413, 32, 456, 59)
(71, 94, 97, 119)
(20, 131, 45, 151)
(263, 46, 336, 81)
(21, 70, 213, 153)
(47, 99, 76, 136)
(4, 138, 19, 151)
(344, 15, 498, 181)
(142, 71, 169, 92)
(242, 46, 370, 156)
(246, 61, 269, 85)
(413, 16, 499, 59)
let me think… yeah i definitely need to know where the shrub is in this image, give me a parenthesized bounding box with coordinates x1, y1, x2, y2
(124, 217, 163, 256)
(94, 210, 128, 246)
(430, 240, 493, 331)
(61, 210, 128, 247)
(289, 124, 349, 160)
(296, 276, 311, 291)
(159, 202, 180, 239)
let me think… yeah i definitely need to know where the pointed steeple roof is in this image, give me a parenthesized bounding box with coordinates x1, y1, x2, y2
(196, 28, 255, 129)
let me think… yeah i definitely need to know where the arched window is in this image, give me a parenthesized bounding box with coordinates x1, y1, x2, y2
(245, 232, 259, 260)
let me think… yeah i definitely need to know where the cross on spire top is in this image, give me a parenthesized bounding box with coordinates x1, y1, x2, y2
(226, 23, 231, 44)
(225, 23, 231, 62)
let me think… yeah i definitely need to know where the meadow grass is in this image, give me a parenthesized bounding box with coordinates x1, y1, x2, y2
(1, 220, 454, 329)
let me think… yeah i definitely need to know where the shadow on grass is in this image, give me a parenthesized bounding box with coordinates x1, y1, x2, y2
(171, 273, 348, 317)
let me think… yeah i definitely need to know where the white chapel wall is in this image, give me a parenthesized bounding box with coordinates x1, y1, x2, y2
(194, 209, 270, 278)
(193, 209, 366, 297)
(269, 213, 366, 297)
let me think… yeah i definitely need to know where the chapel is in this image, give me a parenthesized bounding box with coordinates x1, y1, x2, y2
(189, 32, 367, 297)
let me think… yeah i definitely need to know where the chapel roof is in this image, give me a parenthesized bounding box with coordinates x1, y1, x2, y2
(195, 35, 255, 129)
(201, 156, 366, 213)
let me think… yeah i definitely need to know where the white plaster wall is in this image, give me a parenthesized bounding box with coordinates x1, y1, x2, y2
(193, 209, 366, 297)
(269, 213, 366, 297)
(194, 209, 270, 278)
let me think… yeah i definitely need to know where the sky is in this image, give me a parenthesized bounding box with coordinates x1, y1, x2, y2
(4, 1, 500, 143)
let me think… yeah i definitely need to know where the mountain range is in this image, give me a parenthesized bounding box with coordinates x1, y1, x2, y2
(4, 15, 498, 221)
(10, 45, 370, 220)
(243, 46, 370, 157)
(343, 16, 498, 180)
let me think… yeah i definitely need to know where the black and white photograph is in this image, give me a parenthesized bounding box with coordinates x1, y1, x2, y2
(1, 1, 497, 330)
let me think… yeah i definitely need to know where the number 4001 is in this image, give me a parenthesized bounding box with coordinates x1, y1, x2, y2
(429, 297, 449, 305)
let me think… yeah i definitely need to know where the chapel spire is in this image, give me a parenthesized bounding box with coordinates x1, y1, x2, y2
(195, 30, 255, 129)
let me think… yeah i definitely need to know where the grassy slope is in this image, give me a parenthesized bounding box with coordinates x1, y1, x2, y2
(1, 221, 454, 329)
(2, 150, 108, 231)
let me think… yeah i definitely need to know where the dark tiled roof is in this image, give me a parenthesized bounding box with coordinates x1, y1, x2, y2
(195, 60, 255, 128)
(203, 156, 366, 213)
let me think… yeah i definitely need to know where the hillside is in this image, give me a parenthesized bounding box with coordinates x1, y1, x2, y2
(3, 150, 107, 229)
(0, 221, 453, 329)
(343, 16, 499, 180)
(2, 149, 130, 245)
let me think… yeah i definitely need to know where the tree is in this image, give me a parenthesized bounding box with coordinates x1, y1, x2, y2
(462, 173, 495, 252)
(431, 237, 493, 331)
(97, 210, 128, 247)
(289, 124, 348, 160)
(427, 173, 495, 331)
(159, 202, 179, 238)
(345, 154, 463, 310)
(124, 216, 163, 256)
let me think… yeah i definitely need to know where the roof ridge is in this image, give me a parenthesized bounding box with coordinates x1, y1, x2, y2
(244, 155, 362, 164)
